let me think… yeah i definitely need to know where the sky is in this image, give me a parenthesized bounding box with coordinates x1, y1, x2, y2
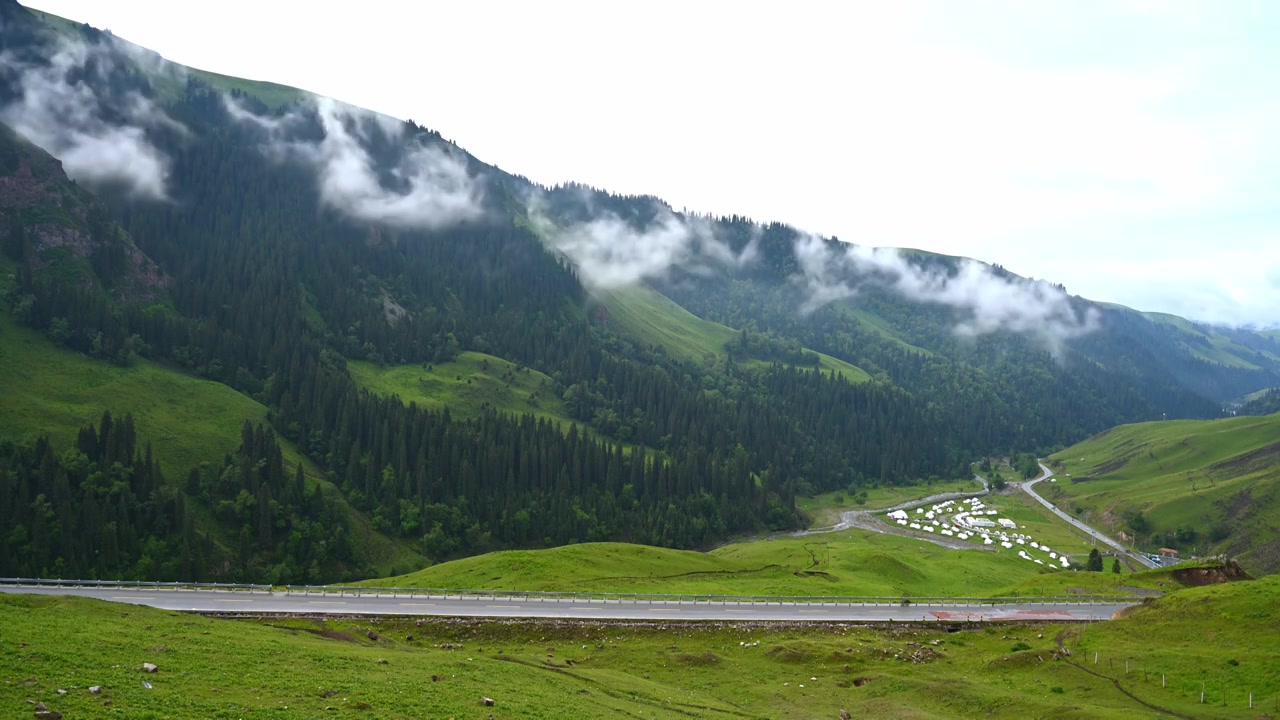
(23, 0, 1280, 326)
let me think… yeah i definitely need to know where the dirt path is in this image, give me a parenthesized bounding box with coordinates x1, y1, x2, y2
(791, 476, 992, 551)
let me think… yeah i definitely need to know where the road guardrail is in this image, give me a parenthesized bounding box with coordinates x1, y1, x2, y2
(0, 578, 271, 592)
(0, 578, 1136, 607)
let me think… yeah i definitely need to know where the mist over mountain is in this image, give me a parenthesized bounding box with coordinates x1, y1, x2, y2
(3, 0, 1279, 581)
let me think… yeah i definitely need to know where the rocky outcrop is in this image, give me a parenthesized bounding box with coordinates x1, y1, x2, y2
(0, 126, 170, 302)
(1171, 560, 1250, 587)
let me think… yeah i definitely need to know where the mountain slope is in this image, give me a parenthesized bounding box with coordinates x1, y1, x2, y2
(0, 299, 426, 580)
(1046, 413, 1280, 574)
(597, 285, 871, 381)
(645, 221, 1273, 454)
(1239, 387, 1280, 415)
(0, 3, 973, 576)
(2, 0, 1277, 578)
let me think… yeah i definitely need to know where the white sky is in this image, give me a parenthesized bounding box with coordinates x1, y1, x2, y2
(26, 0, 1280, 326)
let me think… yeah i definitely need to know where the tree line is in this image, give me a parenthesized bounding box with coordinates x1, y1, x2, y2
(0, 56, 971, 582)
(0, 412, 362, 583)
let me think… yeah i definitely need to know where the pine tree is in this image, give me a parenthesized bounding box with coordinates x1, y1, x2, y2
(1087, 548, 1104, 572)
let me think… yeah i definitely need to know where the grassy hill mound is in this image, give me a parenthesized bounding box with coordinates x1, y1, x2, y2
(1047, 413, 1280, 574)
(356, 533, 1043, 598)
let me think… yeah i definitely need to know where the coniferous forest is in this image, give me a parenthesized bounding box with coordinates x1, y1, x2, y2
(1, 3, 1276, 583)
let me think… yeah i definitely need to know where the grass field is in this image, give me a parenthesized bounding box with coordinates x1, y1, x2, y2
(869, 486, 1124, 570)
(1047, 413, 1280, 574)
(3, 575, 1275, 719)
(361, 476, 1166, 598)
(28, 8, 306, 109)
(1241, 386, 1277, 403)
(987, 488, 1101, 557)
(803, 479, 1109, 566)
(0, 308, 422, 576)
(0, 311, 270, 477)
(1140, 311, 1280, 368)
(599, 286, 871, 381)
(797, 479, 985, 528)
(840, 306, 935, 355)
(349, 352, 574, 427)
(357, 532, 1045, 598)
(187, 68, 305, 108)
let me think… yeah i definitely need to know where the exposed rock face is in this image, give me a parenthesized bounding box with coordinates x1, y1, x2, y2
(0, 128, 170, 302)
(1171, 560, 1250, 586)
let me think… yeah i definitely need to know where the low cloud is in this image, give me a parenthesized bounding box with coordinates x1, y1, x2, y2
(794, 233, 1098, 350)
(227, 96, 485, 230)
(1267, 265, 1280, 290)
(1, 36, 182, 200)
(527, 195, 757, 291)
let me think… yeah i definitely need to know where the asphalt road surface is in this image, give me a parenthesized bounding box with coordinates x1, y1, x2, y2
(1023, 463, 1157, 569)
(0, 585, 1133, 622)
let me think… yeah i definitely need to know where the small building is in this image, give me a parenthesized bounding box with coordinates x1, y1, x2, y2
(1158, 548, 1180, 558)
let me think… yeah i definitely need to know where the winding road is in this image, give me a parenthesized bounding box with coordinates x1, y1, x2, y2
(796, 476, 991, 551)
(797, 465, 1156, 571)
(1022, 463, 1157, 569)
(0, 584, 1133, 622)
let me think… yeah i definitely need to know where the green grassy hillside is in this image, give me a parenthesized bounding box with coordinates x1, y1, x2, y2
(1241, 387, 1277, 403)
(796, 479, 984, 527)
(3, 575, 1274, 719)
(349, 352, 573, 427)
(1135, 310, 1280, 368)
(28, 7, 306, 109)
(361, 477, 1158, 597)
(0, 309, 423, 577)
(357, 532, 1042, 598)
(840, 306, 935, 356)
(1047, 413, 1280, 573)
(599, 286, 871, 381)
(0, 311, 268, 476)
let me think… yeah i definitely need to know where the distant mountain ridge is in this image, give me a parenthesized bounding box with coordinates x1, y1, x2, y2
(2, 0, 1278, 579)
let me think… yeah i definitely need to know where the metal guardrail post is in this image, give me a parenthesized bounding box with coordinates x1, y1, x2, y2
(0, 578, 1136, 609)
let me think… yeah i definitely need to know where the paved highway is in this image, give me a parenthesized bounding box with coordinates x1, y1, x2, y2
(1023, 463, 1157, 569)
(0, 585, 1133, 622)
